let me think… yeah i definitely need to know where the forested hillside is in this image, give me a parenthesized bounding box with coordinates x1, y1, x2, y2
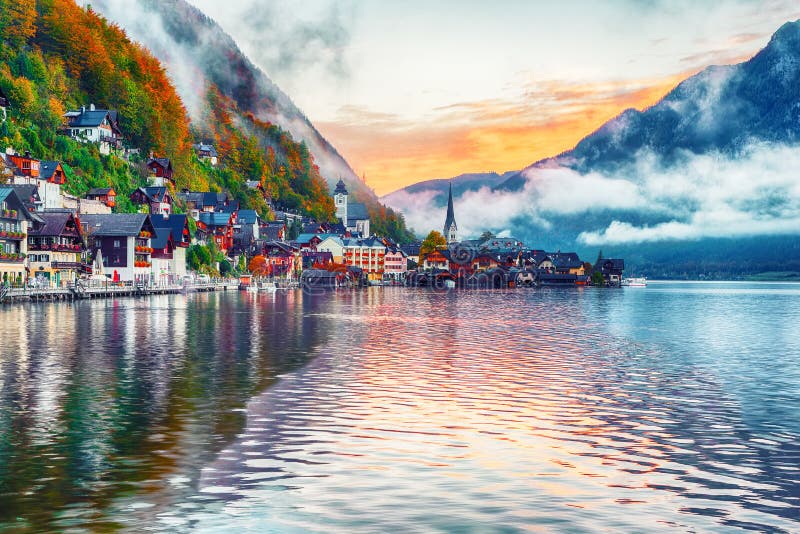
(0, 0, 336, 221)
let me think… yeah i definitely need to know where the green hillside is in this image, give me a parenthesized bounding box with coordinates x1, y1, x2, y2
(0, 0, 344, 224)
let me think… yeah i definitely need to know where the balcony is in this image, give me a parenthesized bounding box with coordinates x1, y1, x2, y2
(0, 252, 25, 263)
(0, 231, 24, 240)
(32, 243, 81, 252)
(51, 261, 92, 272)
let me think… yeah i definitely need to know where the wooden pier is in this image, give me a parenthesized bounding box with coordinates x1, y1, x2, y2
(0, 280, 241, 304)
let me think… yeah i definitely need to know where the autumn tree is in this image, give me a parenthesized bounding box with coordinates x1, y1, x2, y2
(248, 255, 268, 276)
(420, 230, 447, 257)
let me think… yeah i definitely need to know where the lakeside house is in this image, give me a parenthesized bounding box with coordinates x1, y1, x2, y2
(27, 210, 87, 286)
(81, 213, 155, 283)
(150, 214, 190, 282)
(342, 237, 386, 281)
(63, 104, 123, 155)
(384, 247, 407, 282)
(0, 187, 34, 285)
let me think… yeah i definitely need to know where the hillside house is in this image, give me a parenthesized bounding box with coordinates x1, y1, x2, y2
(63, 105, 123, 155)
(85, 187, 116, 208)
(197, 211, 235, 254)
(317, 235, 344, 263)
(81, 213, 155, 283)
(194, 143, 219, 165)
(9, 184, 42, 214)
(0, 87, 9, 122)
(261, 221, 286, 242)
(5, 152, 63, 210)
(129, 186, 172, 215)
(146, 157, 174, 187)
(39, 161, 66, 185)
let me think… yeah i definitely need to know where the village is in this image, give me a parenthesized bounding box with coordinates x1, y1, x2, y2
(0, 91, 625, 300)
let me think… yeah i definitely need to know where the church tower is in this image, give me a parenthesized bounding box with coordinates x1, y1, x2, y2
(443, 182, 458, 244)
(334, 178, 348, 225)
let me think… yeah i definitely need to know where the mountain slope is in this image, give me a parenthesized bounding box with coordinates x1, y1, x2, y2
(0, 0, 337, 221)
(381, 171, 516, 209)
(83, 0, 413, 242)
(500, 20, 800, 190)
(385, 20, 800, 276)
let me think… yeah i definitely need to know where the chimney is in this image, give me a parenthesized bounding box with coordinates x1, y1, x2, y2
(81, 106, 85, 113)
(89, 103, 95, 111)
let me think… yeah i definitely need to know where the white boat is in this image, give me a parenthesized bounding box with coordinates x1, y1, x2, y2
(622, 277, 647, 287)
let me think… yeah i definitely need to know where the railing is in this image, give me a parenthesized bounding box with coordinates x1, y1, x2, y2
(32, 244, 82, 252)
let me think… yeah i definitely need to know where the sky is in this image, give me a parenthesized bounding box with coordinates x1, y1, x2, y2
(185, 0, 800, 196)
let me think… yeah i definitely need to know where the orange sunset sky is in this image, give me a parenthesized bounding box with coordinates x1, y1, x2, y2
(189, 0, 800, 196)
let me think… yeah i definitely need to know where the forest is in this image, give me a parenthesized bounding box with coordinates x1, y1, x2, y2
(0, 0, 409, 234)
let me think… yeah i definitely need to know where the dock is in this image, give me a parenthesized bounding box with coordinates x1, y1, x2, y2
(0, 280, 241, 303)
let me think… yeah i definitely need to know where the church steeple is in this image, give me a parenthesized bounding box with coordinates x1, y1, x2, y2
(443, 181, 458, 244)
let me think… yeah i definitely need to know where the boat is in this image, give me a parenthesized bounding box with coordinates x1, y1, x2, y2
(621, 277, 647, 287)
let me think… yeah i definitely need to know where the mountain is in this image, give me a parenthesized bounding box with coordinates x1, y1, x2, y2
(404, 20, 800, 278)
(83, 0, 413, 241)
(381, 171, 516, 209)
(499, 20, 800, 191)
(0, 0, 342, 222)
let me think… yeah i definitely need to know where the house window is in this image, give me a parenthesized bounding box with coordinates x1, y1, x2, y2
(113, 239, 121, 248)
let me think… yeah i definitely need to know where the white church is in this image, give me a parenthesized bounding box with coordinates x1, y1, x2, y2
(333, 179, 370, 237)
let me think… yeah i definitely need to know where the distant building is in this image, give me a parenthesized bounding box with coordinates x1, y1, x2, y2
(0, 87, 9, 122)
(63, 104, 123, 155)
(443, 182, 458, 244)
(194, 143, 218, 165)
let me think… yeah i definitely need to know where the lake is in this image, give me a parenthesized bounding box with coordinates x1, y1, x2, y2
(0, 282, 799, 532)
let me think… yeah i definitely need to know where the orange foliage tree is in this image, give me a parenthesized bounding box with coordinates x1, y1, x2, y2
(248, 255, 268, 276)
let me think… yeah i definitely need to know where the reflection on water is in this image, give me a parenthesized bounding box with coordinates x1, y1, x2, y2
(1, 283, 799, 531)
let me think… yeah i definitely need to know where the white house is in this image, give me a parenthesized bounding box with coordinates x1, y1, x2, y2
(63, 104, 123, 155)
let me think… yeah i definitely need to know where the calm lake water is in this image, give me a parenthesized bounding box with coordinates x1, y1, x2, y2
(1, 282, 799, 532)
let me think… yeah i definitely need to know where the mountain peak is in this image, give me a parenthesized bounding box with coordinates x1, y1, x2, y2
(766, 19, 800, 50)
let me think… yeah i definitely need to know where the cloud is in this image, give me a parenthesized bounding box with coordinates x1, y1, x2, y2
(384, 142, 800, 245)
(323, 74, 690, 195)
(229, 0, 354, 82)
